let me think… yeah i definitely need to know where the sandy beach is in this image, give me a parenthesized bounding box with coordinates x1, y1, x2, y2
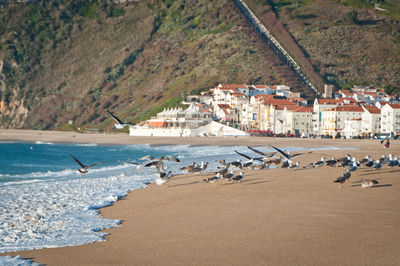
(2, 129, 400, 265)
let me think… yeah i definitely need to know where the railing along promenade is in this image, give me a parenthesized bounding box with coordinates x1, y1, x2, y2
(232, 0, 320, 96)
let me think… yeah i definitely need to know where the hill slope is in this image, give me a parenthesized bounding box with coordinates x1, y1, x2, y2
(0, 0, 311, 130)
(246, 0, 400, 92)
(0, 0, 399, 130)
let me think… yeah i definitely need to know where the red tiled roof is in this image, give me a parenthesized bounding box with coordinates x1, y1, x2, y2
(264, 98, 296, 106)
(364, 106, 381, 114)
(275, 105, 301, 111)
(388, 104, 400, 109)
(327, 106, 364, 112)
(294, 107, 313, 113)
(217, 104, 231, 109)
(253, 85, 269, 89)
(317, 99, 341, 104)
(230, 92, 246, 97)
(255, 94, 273, 97)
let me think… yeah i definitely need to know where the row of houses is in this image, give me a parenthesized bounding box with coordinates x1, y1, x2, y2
(209, 84, 400, 137)
(130, 83, 399, 138)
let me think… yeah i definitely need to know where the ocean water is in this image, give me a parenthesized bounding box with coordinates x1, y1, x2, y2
(0, 142, 352, 262)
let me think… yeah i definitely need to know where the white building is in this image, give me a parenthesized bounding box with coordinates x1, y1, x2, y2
(381, 103, 400, 135)
(344, 119, 362, 139)
(284, 106, 313, 136)
(361, 106, 381, 136)
(312, 99, 342, 135)
(320, 105, 364, 137)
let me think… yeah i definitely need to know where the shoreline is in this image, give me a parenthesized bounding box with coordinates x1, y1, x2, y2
(0, 128, 391, 148)
(2, 129, 400, 265)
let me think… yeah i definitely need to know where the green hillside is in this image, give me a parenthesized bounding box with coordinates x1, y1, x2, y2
(0, 0, 399, 130)
(246, 0, 400, 92)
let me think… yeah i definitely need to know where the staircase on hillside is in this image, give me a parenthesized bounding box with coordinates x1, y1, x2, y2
(233, 0, 320, 97)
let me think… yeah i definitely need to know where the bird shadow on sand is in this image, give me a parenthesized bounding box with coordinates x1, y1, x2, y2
(351, 184, 392, 188)
(351, 177, 384, 184)
(358, 169, 400, 176)
(168, 181, 200, 188)
(243, 179, 273, 185)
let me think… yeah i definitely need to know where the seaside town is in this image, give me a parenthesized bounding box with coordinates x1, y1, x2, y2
(1, 0, 400, 265)
(130, 83, 400, 139)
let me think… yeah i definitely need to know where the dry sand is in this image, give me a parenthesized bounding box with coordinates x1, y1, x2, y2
(2, 129, 400, 265)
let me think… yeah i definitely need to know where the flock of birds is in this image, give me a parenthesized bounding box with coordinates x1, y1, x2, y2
(69, 144, 398, 189)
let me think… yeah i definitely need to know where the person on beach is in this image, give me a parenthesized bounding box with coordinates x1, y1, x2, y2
(384, 140, 390, 148)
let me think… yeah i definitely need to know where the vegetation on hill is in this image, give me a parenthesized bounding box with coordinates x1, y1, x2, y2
(0, 0, 308, 130)
(0, 0, 398, 130)
(246, 0, 400, 94)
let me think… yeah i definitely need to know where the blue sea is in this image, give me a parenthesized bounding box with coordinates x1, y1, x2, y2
(0, 141, 352, 264)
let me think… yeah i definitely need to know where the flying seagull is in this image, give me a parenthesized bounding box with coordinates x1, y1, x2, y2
(246, 146, 276, 160)
(70, 154, 105, 174)
(155, 171, 173, 186)
(270, 145, 312, 161)
(107, 111, 132, 129)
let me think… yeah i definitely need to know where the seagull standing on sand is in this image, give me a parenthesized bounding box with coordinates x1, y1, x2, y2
(70, 154, 105, 174)
(230, 171, 244, 182)
(365, 158, 374, 167)
(373, 160, 382, 169)
(361, 178, 379, 188)
(203, 173, 221, 183)
(326, 157, 338, 167)
(313, 157, 325, 167)
(334, 170, 351, 187)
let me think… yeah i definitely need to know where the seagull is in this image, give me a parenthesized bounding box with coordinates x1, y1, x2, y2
(234, 150, 261, 168)
(246, 146, 276, 160)
(288, 162, 300, 168)
(222, 170, 234, 180)
(334, 170, 351, 186)
(230, 160, 243, 169)
(389, 157, 399, 167)
(180, 162, 198, 173)
(281, 159, 290, 168)
(145, 160, 166, 173)
(140, 155, 180, 162)
(203, 173, 221, 183)
(326, 157, 338, 167)
(107, 111, 132, 129)
(155, 171, 173, 186)
(192, 161, 208, 173)
(70, 154, 105, 174)
(348, 161, 358, 172)
(270, 145, 312, 161)
(373, 160, 382, 169)
(358, 155, 370, 165)
(253, 161, 270, 170)
(337, 154, 352, 167)
(313, 157, 325, 167)
(118, 160, 139, 165)
(361, 178, 379, 188)
(365, 158, 374, 167)
(230, 171, 244, 182)
(235, 150, 263, 162)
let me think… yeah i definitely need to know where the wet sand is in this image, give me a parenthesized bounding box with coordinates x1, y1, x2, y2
(2, 129, 400, 265)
